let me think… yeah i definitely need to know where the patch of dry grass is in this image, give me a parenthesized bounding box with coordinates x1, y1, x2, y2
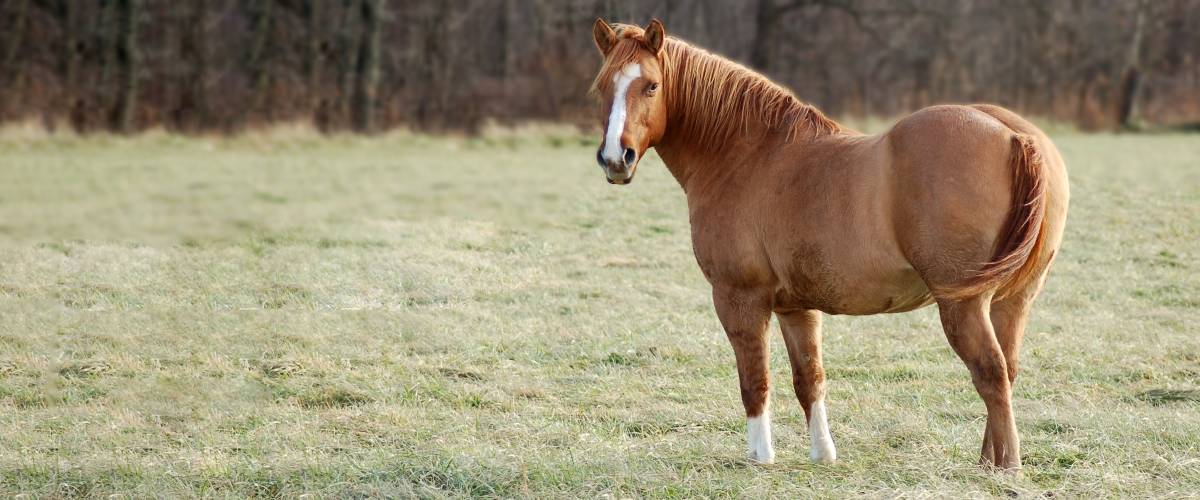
(0, 130, 1197, 497)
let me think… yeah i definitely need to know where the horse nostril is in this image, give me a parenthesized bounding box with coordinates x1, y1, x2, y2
(623, 148, 636, 166)
(596, 148, 605, 168)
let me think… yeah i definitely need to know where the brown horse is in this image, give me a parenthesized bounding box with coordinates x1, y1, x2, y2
(588, 19, 1069, 470)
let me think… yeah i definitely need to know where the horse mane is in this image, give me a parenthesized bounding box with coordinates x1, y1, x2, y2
(590, 25, 844, 151)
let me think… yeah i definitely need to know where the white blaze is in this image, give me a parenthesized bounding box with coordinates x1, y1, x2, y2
(809, 400, 837, 464)
(602, 63, 642, 164)
(747, 411, 775, 464)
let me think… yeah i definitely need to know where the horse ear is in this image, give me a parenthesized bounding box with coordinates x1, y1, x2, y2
(644, 19, 666, 55)
(593, 18, 617, 56)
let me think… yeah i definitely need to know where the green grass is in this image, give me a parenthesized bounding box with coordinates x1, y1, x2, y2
(0, 129, 1197, 497)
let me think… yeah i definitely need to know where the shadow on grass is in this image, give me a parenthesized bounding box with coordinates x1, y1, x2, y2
(1135, 388, 1200, 405)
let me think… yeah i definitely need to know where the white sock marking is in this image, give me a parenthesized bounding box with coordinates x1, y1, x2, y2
(809, 400, 837, 464)
(747, 411, 775, 464)
(602, 63, 642, 164)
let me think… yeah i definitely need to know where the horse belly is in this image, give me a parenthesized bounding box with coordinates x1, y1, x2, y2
(774, 257, 933, 315)
(870, 269, 935, 313)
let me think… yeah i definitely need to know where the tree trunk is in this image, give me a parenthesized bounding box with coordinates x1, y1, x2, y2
(338, 0, 361, 128)
(179, 0, 209, 131)
(113, 0, 140, 133)
(2, 0, 30, 118)
(352, 0, 384, 133)
(51, 0, 79, 128)
(247, 0, 275, 123)
(2, 0, 29, 77)
(304, 0, 323, 113)
(500, 0, 515, 79)
(1116, 0, 1147, 129)
(750, 0, 778, 72)
(55, 0, 79, 106)
(750, 0, 821, 75)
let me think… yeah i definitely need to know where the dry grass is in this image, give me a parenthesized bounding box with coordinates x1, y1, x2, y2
(0, 129, 1197, 497)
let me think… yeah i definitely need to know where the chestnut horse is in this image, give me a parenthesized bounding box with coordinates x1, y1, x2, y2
(589, 19, 1068, 470)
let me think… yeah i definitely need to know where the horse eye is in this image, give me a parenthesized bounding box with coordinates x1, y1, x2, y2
(647, 82, 659, 95)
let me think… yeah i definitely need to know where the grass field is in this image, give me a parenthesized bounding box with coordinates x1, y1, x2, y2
(0, 127, 1197, 498)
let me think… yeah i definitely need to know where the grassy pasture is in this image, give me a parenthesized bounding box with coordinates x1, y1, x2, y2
(0, 128, 1197, 497)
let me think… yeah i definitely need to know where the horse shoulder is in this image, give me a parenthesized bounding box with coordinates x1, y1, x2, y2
(687, 195, 775, 289)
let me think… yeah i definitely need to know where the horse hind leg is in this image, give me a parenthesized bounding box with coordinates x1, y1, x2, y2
(937, 296, 1022, 470)
(981, 282, 1041, 463)
(778, 309, 837, 464)
(991, 287, 1039, 384)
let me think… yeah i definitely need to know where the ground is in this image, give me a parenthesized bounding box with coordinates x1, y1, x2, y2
(0, 127, 1197, 498)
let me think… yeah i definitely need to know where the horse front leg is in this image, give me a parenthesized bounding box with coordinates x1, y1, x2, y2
(712, 285, 774, 464)
(778, 309, 837, 464)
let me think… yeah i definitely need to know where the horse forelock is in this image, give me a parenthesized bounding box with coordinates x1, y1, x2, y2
(589, 30, 659, 100)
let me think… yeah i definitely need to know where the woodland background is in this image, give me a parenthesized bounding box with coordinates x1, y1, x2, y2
(1, 0, 1197, 133)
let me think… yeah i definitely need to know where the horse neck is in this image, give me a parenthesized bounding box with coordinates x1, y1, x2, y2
(653, 94, 816, 193)
(652, 47, 832, 192)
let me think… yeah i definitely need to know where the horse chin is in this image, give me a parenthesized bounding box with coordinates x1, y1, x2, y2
(617, 164, 640, 185)
(605, 167, 637, 185)
(607, 174, 635, 185)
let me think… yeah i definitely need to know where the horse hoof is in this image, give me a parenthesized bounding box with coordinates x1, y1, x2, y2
(810, 452, 837, 465)
(748, 451, 775, 464)
(979, 459, 1022, 474)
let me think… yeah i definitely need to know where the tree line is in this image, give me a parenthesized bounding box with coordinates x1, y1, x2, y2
(0, 0, 1197, 134)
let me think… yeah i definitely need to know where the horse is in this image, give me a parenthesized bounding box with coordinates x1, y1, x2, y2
(587, 19, 1069, 470)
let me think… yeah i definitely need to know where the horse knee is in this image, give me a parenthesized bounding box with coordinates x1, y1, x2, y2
(967, 354, 1012, 401)
(739, 380, 770, 416)
(792, 371, 825, 414)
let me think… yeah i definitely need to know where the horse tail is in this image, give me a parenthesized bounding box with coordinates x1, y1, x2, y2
(941, 134, 1048, 301)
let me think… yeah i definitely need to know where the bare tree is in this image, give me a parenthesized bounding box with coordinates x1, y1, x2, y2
(177, 0, 210, 131)
(2, 0, 31, 115)
(1117, 0, 1148, 129)
(352, 0, 385, 132)
(303, 0, 323, 110)
(246, 0, 275, 123)
(112, 0, 139, 132)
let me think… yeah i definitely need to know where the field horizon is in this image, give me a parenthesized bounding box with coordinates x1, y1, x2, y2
(0, 129, 1197, 497)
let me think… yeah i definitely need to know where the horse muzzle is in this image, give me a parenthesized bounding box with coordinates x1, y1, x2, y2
(597, 146, 638, 185)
